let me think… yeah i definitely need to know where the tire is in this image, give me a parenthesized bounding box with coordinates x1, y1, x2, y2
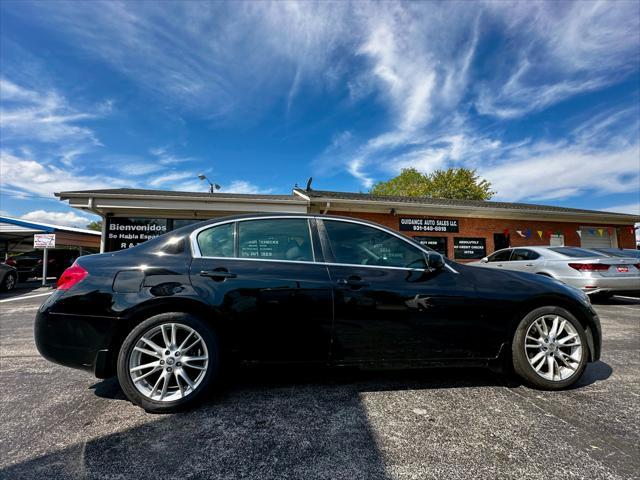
(1, 272, 17, 292)
(117, 312, 220, 413)
(512, 306, 589, 390)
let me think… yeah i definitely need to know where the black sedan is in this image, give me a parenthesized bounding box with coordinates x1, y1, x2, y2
(35, 214, 601, 412)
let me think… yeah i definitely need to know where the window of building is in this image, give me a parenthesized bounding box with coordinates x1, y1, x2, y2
(237, 219, 313, 262)
(323, 220, 425, 268)
(197, 223, 234, 257)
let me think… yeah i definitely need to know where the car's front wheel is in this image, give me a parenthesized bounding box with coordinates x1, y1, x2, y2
(512, 306, 589, 389)
(1, 272, 17, 291)
(117, 312, 219, 413)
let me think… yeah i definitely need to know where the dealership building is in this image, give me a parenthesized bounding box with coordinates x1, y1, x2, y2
(57, 186, 639, 260)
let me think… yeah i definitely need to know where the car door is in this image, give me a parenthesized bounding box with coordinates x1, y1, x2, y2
(508, 249, 542, 273)
(317, 218, 491, 362)
(189, 217, 333, 363)
(483, 249, 513, 268)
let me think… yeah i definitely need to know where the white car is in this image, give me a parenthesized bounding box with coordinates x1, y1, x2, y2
(470, 246, 640, 298)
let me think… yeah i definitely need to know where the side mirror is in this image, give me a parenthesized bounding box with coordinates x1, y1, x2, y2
(480, 257, 489, 263)
(426, 252, 445, 271)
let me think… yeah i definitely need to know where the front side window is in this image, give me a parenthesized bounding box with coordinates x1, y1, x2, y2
(488, 249, 512, 262)
(197, 223, 234, 257)
(238, 219, 313, 262)
(512, 249, 540, 261)
(323, 220, 425, 269)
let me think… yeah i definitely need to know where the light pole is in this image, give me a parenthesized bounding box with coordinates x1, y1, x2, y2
(198, 174, 221, 194)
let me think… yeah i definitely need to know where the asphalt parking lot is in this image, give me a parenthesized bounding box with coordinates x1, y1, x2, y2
(0, 293, 638, 480)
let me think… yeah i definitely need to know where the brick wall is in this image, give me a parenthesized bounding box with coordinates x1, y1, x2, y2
(328, 210, 637, 261)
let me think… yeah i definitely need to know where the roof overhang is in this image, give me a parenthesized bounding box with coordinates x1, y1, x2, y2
(295, 192, 640, 225)
(57, 191, 309, 217)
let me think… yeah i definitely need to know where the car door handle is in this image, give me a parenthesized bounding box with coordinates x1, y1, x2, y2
(496, 264, 503, 267)
(200, 269, 237, 280)
(336, 276, 370, 288)
(525, 263, 534, 267)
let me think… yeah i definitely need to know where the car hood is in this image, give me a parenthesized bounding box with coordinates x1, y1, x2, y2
(456, 262, 591, 304)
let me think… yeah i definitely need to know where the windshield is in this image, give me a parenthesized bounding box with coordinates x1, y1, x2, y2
(548, 247, 603, 258)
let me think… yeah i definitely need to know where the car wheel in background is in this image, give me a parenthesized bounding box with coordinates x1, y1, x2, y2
(512, 306, 589, 390)
(117, 312, 220, 413)
(1, 272, 17, 291)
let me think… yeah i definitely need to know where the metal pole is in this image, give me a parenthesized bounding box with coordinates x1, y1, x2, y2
(42, 247, 48, 287)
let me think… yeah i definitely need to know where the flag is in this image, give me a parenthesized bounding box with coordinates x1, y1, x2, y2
(537, 230, 543, 239)
(597, 228, 604, 237)
(576, 230, 582, 238)
(516, 230, 526, 238)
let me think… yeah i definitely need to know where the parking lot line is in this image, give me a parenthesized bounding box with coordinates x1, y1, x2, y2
(0, 292, 53, 303)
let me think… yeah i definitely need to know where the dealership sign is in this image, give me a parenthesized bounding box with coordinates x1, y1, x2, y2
(399, 217, 459, 233)
(106, 217, 168, 251)
(453, 237, 486, 260)
(34, 233, 56, 248)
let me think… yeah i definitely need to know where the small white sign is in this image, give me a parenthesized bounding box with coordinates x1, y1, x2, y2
(34, 233, 56, 248)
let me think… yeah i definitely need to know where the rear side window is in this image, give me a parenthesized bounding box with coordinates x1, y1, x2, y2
(197, 223, 234, 257)
(511, 249, 540, 261)
(238, 219, 313, 262)
(549, 247, 601, 258)
(323, 220, 425, 268)
(488, 250, 512, 262)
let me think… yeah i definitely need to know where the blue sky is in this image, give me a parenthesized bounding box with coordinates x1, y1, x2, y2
(1, 1, 639, 227)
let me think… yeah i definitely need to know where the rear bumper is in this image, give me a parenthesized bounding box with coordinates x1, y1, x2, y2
(34, 308, 119, 378)
(556, 275, 640, 295)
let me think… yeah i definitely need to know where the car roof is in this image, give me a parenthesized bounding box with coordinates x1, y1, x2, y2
(179, 212, 395, 232)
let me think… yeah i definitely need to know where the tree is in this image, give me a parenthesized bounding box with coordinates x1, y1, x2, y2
(86, 220, 103, 232)
(370, 167, 495, 200)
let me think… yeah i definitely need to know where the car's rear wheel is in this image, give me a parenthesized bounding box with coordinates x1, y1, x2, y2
(1, 272, 17, 291)
(512, 306, 588, 389)
(117, 312, 219, 413)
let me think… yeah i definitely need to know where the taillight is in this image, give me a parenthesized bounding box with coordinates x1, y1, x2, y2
(568, 263, 610, 272)
(57, 263, 88, 290)
(5, 258, 16, 266)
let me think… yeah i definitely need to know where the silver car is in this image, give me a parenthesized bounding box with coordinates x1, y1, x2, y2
(470, 246, 640, 297)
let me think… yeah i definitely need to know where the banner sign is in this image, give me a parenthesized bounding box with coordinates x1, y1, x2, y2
(399, 217, 459, 233)
(34, 233, 56, 249)
(413, 236, 448, 257)
(453, 237, 486, 260)
(106, 217, 168, 251)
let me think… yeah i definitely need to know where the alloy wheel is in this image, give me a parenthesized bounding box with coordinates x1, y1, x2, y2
(129, 323, 209, 402)
(525, 315, 583, 381)
(5, 274, 16, 291)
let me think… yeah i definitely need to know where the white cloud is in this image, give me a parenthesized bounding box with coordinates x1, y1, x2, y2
(0, 77, 101, 145)
(481, 145, 640, 202)
(0, 151, 127, 198)
(347, 159, 374, 189)
(222, 181, 272, 195)
(148, 172, 196, 187)
(601, 203, 640, 216)
(21, 209, 94, 228)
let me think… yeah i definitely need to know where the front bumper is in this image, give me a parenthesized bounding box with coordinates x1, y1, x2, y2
(35, 306, 120, 378)
(556, 275, 640, 295)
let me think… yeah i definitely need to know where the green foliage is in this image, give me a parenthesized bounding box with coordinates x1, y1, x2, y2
(86, 220, 103, 232)
(370, 167, 495, 200)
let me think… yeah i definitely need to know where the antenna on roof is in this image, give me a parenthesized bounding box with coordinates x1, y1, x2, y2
(306, 177, 313, 191)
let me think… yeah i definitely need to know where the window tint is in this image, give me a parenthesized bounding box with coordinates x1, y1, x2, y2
(549, 247, 601, 258)
(197, 223, 234, 257)
(323, 220, 425, 268)
(238, 219, 313, 262)
(511, 249, 540, 261)
(488, 249, 512, 262)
